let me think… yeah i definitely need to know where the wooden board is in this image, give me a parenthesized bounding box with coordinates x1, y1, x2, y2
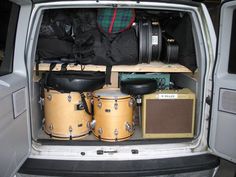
(35, 62, 191, 73)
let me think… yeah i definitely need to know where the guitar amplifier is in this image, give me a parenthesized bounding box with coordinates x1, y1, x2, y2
(142, 89, 195, 139)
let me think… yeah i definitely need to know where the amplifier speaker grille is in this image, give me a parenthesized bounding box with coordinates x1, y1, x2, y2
(146, 99, 193, 134)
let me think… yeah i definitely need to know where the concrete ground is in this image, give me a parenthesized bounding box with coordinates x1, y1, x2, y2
(215, 160, 236, 177)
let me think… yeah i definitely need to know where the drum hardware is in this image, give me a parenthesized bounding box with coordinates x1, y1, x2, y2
(39, 97, 44, 110)
(97, 96, 102, 109)
(129, 98, 134, 107)
(125, 122, 134, 133)
(98, 128, 103, 135)
(69, 126, 73, 133)
(114, 99, 118, 110)
(69, 126, 73, 140)
(49, 124, 53, 130)
(76, 101, 85, 111)
(80, 92, 92, 115)
(120, 79, 157, 126)
(47, 94, 52, 101)
(88, 120, 96, 130)
(86, 92, 92, 99)
(114, 129, 119, 136)
(67, 95, 72, 102)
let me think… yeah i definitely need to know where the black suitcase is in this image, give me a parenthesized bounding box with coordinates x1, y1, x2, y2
(161, 32, 179, 63)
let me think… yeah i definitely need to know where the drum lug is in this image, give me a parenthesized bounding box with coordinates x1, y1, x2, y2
(114, 128, 119, 136)
(114, 99, 118, 110)
(47, 94, 52, 101)
(49, 124, 53, 130)
(88, 120, 96, 130)
(67, 95, 72, 102)
(86, 92, 92, 99)
(98, 96, 102, 109)
(69, 126, 73, 134)
(129, 98, 134, 107)
(98, 128, 103, 135)
(126, 122, 134, 133)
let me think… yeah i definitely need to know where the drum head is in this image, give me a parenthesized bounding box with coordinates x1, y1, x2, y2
(94, 88, 130, 99)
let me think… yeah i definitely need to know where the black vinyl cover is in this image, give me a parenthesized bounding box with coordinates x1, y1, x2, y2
(120, 79, 157, 95)
(43, 71, 105, 92)
(161, 32, 179, 63)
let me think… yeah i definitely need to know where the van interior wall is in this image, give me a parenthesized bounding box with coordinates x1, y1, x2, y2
(30, 8, 201, 142)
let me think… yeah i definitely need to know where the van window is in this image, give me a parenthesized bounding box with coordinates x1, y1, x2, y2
(228, 10, 236, 74)
(0, 2, 20, 76)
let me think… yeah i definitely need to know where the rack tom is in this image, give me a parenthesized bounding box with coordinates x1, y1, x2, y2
(92, 88, 134, 142)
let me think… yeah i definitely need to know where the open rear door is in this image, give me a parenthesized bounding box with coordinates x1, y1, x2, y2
(0, 1, 32, 176)
(209, 0, 236, 163)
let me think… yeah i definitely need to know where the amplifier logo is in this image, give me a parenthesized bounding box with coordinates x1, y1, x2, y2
(158, 94, 178, 99)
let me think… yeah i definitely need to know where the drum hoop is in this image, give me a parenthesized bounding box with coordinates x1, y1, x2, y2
(44, 129, 90, 139)
(93, 96, 131, 100)
(92, 131, 134, 141)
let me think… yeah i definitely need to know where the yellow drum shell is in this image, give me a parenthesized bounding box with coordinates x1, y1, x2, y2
(44, 89, 92, 140)
(93, 88, 134, 142)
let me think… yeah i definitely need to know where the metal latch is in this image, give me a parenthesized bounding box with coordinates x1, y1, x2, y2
(206, 96, 212, 105)
(97, 150, 118, 155)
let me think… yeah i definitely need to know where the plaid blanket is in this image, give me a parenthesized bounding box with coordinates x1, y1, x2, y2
(97, 8, 135, 33)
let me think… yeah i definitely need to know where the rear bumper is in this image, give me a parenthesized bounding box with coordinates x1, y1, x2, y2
(19, 154, 219, 177)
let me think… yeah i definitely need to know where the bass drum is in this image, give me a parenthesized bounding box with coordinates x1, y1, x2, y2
(44, 89, 92, 140)
(92, 88, 135, 142)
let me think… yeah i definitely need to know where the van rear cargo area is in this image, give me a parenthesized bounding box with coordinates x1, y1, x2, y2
(30, 6, 205, 147)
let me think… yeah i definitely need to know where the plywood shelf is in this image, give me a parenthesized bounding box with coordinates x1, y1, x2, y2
(35, 61, 191, 73)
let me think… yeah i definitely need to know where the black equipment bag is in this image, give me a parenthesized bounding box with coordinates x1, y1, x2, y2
(37, 10, 73, 62)
(73, 28, 138, 66)
(162, 13, 197, 72)
(138, 20, 162, 64)
(43, 71, 106, 93)
(37, 38, 74, 61)
(160, 32, 179, 63)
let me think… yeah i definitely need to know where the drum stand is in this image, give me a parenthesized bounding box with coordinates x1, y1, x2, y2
(120, 79, 157, 127)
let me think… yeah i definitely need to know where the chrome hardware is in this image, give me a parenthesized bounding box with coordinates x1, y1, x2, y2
(98, 96, 102, 109)
(114, 129, 119, 136)
(114, 99, 118, 110)
(47, 94, 52, 101)
(89, 120, 96, 130)
(125, 122, 134, 133)
(129, 98, 134, 107)
(86, 92, 92, 99)
(67, 95, 72, 102)
(39, 97, 44, 110)
(69, 126, 73, 132)
(98, 128, 103, 135)
(49, 124, 53, 130)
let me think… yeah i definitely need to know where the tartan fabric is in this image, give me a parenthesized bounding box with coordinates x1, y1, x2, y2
(97, 8, 135, 33)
